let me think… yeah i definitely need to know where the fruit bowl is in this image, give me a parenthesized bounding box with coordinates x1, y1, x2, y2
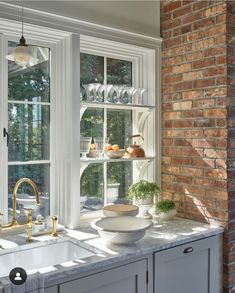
(104, 149, 125, 159)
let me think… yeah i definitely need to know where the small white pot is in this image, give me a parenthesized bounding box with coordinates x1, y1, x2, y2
(133, 197, 153, 218)
(158, 209, 176, 221)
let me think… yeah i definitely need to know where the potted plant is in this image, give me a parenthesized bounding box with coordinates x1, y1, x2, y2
(128, 180, 160, 218)
(156, 199, 176, 221)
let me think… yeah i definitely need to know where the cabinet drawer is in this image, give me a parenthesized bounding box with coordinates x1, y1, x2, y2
(60, 259, 147, 293)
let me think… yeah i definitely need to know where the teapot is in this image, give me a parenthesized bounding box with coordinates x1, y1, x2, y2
(125, 134, 145, 158)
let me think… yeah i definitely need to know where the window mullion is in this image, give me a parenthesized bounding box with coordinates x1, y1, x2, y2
(103, 57, 107, 205)
(0, 34, 9, 223)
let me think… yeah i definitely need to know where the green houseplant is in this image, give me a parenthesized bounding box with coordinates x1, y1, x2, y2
(128, 180, 160, 217)
(156, 199, 176, 221)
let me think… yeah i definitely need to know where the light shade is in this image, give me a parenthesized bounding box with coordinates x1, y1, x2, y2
(13, 45, 32, 67)
(6, 36, 36, 67)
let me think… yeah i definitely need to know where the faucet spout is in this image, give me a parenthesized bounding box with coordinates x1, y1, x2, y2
(11, 178, 40, 226)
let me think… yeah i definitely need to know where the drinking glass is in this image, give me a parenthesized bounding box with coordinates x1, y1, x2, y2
(112, 85, 125, 104)
(121, 86, 135, 104)
(132, 88, 146, 105)
(105, 84, 114, 103)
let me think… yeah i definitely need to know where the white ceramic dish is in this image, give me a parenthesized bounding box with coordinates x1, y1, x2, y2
(91, 216, 152, 245)
(104, 149, 125, 159)
(103, 204, 139, 217)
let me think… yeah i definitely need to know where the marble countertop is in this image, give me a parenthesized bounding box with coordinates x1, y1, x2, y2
(0, 217, 224, 292)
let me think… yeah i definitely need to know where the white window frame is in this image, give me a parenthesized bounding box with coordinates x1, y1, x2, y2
(0, 2, 162, 229)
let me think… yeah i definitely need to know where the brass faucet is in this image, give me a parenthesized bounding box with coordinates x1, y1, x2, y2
(1, 178, 40, 242)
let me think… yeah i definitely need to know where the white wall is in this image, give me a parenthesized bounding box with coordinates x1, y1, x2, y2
(11, 1, 160, 37)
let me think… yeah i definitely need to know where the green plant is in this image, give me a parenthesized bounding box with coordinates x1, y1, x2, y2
(128, 180, 160, 201)
(156, 200, 175, 213)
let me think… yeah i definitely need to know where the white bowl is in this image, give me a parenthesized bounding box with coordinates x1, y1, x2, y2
(103, 204, 139, 217)
(104, 149, 125, 159)
(91, 216, 152, 245)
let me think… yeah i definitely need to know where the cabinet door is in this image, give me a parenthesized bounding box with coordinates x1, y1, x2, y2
(44, 286, 58, 293)
(60, 259, 147, 293)
(154, 237, 218, 293)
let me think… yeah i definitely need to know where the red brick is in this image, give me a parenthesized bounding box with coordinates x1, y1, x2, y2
(193, 18, 215, 31)
(172, 63, 191, 74)
(193, 118, 215, 128)
(182, 11, 203, 25)
(183, 90, 201, 100)
(172, 157, 192, 165)
(183, 109, 203, 118)
(193, 99, 215, 109)
(204, 108, 227, 118)
(163, 1, 181, 13)
(172, 120, 193, 128)
(193, 58, 215, 69)
(163, 111, 181, 120)
(206, 189, 228, 200)
(173, 81, 192, 91)
(173, 101, 192, 110)
(193, 78, 215, 89)
(204, 46, 226, 57)
(204, 4, 226, 17)
(203, 66, 226, 77)
(182, 167, 203, 176)
(193, 1, 210, 11)
(173, 6, 192, 18)
(192, 38, 214, 50)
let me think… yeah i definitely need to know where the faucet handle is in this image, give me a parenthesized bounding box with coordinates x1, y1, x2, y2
(0, 213, 3, 229)
(23, 209, 33, 242)
(51, 215, 58, 237)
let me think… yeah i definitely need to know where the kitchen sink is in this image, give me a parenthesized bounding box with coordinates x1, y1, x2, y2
(0, 240, 95, 277)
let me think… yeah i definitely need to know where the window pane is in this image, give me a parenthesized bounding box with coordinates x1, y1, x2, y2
(8, 104, 50, 162)
(80, 53, 104, 85)
(107, 58, 132, 85)
(80, 164, 104, 213)
(8, 42, 50, 102)
(8, 164, 50, 220)
(80, 108, 104, 153)
(107, 109, 132, 148)
(107, 161, 132, 204)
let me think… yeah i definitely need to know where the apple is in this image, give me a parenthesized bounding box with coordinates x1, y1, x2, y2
(105, 144, 113, 151)
(112, 144, 119, 151)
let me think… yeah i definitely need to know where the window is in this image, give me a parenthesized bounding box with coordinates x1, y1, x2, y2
(80, 51, 155, 216)
(80, 54, 133, 213)
(0, 17, 158, 228)
(7, 41, 51, 221)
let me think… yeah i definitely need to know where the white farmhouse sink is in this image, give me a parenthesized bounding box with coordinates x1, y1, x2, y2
(0, 240, 95, 278)
(91, 216, 152, 245)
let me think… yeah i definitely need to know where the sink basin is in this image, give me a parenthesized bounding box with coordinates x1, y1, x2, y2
(0, 240, 95, 278)
(91, 216, 152, 245)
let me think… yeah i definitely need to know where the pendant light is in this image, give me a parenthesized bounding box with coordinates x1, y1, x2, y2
(6, 4, 33, 67)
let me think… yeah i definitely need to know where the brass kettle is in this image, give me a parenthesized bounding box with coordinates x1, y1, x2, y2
(125, 134, 145, 158)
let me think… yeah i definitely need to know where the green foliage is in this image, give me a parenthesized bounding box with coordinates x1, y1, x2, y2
(156, 200, 176, 213)
(128, 180, 160, 201)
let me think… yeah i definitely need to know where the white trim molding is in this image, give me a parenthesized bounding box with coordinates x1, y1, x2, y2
(0, 1, 162, 49)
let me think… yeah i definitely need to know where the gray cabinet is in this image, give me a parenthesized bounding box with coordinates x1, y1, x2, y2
(60, 259, 147, 293)
(154, 236, 221, 293)
(44, 286, 58, 293)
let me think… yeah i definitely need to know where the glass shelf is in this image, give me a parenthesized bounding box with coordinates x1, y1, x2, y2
(80, 101, 154, 111)
(80, 156, 155, 164)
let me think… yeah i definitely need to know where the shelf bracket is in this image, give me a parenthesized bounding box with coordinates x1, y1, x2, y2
(137, 110, 151, 134)
(80, 106, 88, 121)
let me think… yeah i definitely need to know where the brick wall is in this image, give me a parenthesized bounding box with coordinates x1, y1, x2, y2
(160, 0, 235, 291)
